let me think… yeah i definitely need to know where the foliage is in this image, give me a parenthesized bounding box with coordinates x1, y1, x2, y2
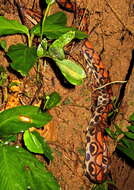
(0, 91, 61, 190)
(0, 0, 88, 189)
(106, 112, 134, 160)
(0, 1, 87, 85)
(91, 180, 115, 190)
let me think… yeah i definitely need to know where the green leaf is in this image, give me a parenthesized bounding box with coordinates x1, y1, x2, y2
(0, 146, 27, 190)
(24, 130, 44, 154)
(30, 12, 67, 37)
(0, 105, 52, 136)
(31, 24, 87, 40)
(117, 137, 134, 160)
(75, 30, 88, 39)
(125, 131, 134, 139)
(32, 131, 54, 160)
(0, 16, 29, 36)
(0, 145, 60, 190)
(55, 59, 86, 85)
(30, 23, 41, 36)
(44, 25, 76, 39)
(49, 31, 75, 60)
(37, 38, 48, 57)
(129, 113, 134, 122)
(0, 40, 7, 51)
(45, 12, 67, 26)
(127, 125, 134, 132)
(105, 128, 116, 139)
(45, 92, 61, 110)
(7, 44, 37, 76)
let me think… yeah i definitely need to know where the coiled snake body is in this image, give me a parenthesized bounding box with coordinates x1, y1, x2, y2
(57, 0, 113, 183)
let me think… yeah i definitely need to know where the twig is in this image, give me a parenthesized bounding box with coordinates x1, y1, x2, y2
(94, 80, 127, 91)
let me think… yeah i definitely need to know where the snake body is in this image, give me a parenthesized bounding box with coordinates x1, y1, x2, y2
(57, 0, 113, 183)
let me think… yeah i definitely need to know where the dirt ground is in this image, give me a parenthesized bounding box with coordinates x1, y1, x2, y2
(0, 0, 134, 190)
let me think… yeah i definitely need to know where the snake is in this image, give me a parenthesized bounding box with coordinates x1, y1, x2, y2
(57, 0, 113, 183)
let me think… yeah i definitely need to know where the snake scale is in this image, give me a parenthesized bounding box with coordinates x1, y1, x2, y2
(57, 0, 113, 183)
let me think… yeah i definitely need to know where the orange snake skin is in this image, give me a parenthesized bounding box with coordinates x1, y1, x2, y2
(57, 0, 113, 183)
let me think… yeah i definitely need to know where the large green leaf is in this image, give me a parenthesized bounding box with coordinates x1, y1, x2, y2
(31, 23, 87, 40)
(0, 145, 60, 190)
(30, 12, 67, 37)
(0, 105, 52, 136)
(43, 25, 87, 40)
(0, 146, 27, 190)
(7, 44, 37, 76)
(0, 16, 29, 36)
(45, 12, 67, 26)
(55, 59, 86, 85)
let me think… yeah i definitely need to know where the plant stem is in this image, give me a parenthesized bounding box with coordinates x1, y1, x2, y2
(41, 3, 51, 40)
(28, 33, 34, 47)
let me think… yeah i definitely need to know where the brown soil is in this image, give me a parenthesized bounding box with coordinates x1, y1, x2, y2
(0, 0, 134, 190)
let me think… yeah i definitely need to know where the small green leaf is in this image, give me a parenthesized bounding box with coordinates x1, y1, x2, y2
(125, 131, 134, 139)
(105, 128, 116, 139)
(7, 44, 37, 76)
(127, 125, 134, 132)
(45, 92, 61, 109)
(24, 130, 44, 154)
(32, 131, 54, 160)
(0, 40, 7, 51)
(49, 31, 75, 60)
(37, 38, 48, 57)
(0, 105, 52, 136)
(117, 138, 134, 160)
(55, 59, 86, 85)
(129, 113, 134, 122)
(0, 16, 29, 36)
